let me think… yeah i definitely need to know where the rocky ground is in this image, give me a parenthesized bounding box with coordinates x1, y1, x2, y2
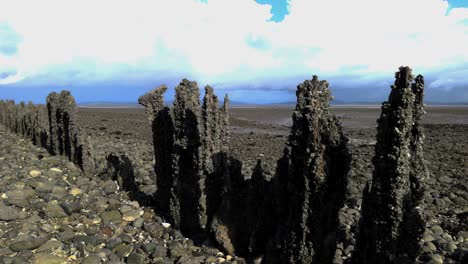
(0, 106, 467, 263)
(0, 125, 244, 264)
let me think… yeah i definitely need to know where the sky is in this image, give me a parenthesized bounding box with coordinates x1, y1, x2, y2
(0, 0, 468, 104)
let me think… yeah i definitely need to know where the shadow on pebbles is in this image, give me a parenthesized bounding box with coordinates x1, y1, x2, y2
(0, 125, 243, 264)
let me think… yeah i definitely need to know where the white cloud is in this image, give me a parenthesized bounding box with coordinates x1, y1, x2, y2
(0, 0, 467, 87)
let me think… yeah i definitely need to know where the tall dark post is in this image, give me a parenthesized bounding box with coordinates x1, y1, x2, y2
(267, 76, 350, 264)
(140, 80, 230, 239)
(352, 66, 428, 264)
(46, 92, 60, 155)
(46, 90, 95, 174)
(138, 85, 175, 220)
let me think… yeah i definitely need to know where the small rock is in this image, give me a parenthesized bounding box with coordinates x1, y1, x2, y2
(49, 168, 63, 173)
(33, 253, 67, 264)
(430, 254, 443, 264)
(113, 243, 133, 258)
(100, 225, 113, 237)
(72, 235, 105, 246)
(51, 186, 67, 199)
(82, 255, 101, 264)
(45, 203, 67, 218)
(132, 218, 144, 228)
(169, 241, 188, 258)
(162, 222, 171, 228)
(60, 202, 82, 215)
(423, 234, 435, 242)
(35, 182, 53, 192)
(118, 233, 133, 244)
(69, 188, 83, 196)
(100, 210, 122, 224)
(122, 210, 142, 222)
(438, 176, 452, 184)
(142, 243, 157, 254)
(431, 225, 444, 237)
(422, 241, 437, 253)
(103, 181, 118, 194)
(58, 230, 75, 244)
(29, 170, 41, 177)
(0, 205, 18, 221)
(127, 252, 146, 264)
(9, 236, 49, 251)
(5, 190, 30, 207)
(36, 239, 63, 253)
(151, 244, 167, 258)
(144, 222, 164, 239)
(3, 256, 29, 264)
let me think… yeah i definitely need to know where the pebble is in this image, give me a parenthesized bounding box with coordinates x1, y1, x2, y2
(151, 244, 168, 258)
(36, 239, 63, 253)
(430, 254, 444, 264)
(0, 205, 18, 221)
(132, 218, 144, 228)
(127, 252, 146, 264)
(69, 188, 83, 196)
(33, 253, 67, 264)
(29, 170, 41, 177)
(144, 222, 164, 239)
(431, 225, 444, 237)
(423, 234, 435, 242)
(5, 190, 30, 207)
(72, 235, 105, 246)
(100, 210, 122, 224)
(422, 241, 437, 253)
(169, 241, 189, 258)
(113, 243, 133, 258)
(81, 255, 101, 264)
(60, 202, 82, 215)
(9, 236, 49, 251)
(122, 210, 142, 222)
(45, 202, 67, 218)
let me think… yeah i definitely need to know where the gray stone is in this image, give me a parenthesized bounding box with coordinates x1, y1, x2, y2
(142, 243, 157, 254)
(45, 203, 67, 218)
(113, 243, 133, 258)
(430, 254, 444, 264)
(72, 235, 105, 246)
(82, 255, 101, 264)
(5, 190, 30, 207)
(127, 253, 146, 264)
(36, 239, 63, 253)
(168, 241, 189, 258)
(58, 230, 75, 244)
(33, 253, 68, 264)
(1, 256, 29, 264)
(101, 210, 122, 224)
(0, 205, 18, 221)
(151, 244, 168, 258)
(143, 222, 164, 239)
(422, 241, 437, 253)
(132, 218, 144, 228)
(60, 202, 82, 215)
(9, 236, 49, 251)
(431, 225, 444, 237)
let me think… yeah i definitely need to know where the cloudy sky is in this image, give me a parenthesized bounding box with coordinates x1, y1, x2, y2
(0, 0, 467, 104)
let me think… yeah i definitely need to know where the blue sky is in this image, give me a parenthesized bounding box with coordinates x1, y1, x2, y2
(1, 0, 468, 104)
